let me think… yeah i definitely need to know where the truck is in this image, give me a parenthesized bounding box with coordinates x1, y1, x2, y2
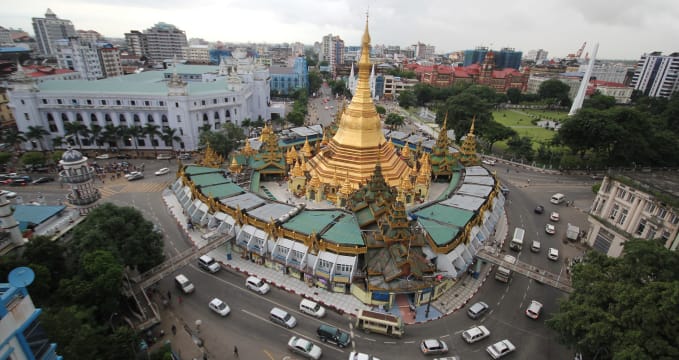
(509, 227, 525, 251)
(567, 223, 580, 242)
(495, 254, 517, 283)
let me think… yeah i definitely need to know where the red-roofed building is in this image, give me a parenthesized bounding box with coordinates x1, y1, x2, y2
(407, 51, 530, 92)
(21, 65, 80, 82)
(586, 80, 633, 104)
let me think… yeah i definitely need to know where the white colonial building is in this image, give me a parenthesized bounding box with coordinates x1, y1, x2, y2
(586, 171, 679, 257)
(7, 57, 270, 152)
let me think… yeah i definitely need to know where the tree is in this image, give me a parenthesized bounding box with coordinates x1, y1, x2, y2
(63, 121, 89, 150)
(547, 240, 679, 360)
(286, 111, 305, 127)
(506, 135, 534, 161)
(143, 123, 162, 156)
(583, 92, 616, 110)
(124, 125, 143, 155)
(308, 71, 322, 95)
(506, 88, 522, 104)
(160, 127, 181, 151)
(0, 152, 11, 166)
(199, 122, 245, 158)
(438, 92, 493, 138)
(25, 125, 50, 152)
(2, 127, 26, 153)
(385, 113, 405, 130)
(69, 203, 164, 273)
(375, 105, 386, 115)
(538, 79, 571, 107)
(101, 124, 120, 150)
(413, 84, 435, 106)
(398, 90, 416, 108)
(51, 136, 66, 150)
(480, 120, 517, 152)
(20, 151, 47, 167)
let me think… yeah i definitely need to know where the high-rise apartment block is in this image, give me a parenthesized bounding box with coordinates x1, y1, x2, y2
(631, 52, 679, 98)
(124, 30, 146, 58)
(524, 49, 549, 63)
(463, 47, 522, 70)
(143, 23, 188, 63)
(187, 45, 209, 64)
(55, 37, 104, 80)
(31, 8, 77, 57)
(320, 34, 344, 76)
(413, 42, 435, 60)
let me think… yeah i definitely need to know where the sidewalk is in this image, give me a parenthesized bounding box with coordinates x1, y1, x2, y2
(161, 190, 508, 325)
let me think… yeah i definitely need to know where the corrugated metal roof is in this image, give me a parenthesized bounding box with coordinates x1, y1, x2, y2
(282, 209, 343, 235)
(247, 202, 295, 222)
(414, 203, 474, 228)
(440, 194, 486, 211)
(13, 205, 66, 231)
(322, 214, 364, 246)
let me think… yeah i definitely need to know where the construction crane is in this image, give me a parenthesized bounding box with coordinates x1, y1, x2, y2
(575, 42, 587, 59)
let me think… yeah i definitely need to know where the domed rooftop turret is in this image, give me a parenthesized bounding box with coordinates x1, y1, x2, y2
(61, 147, 85, 163)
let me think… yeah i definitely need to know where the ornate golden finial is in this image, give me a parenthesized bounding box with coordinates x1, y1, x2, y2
(400, 167, 413, 190)
(469, 116, 476, 135)
(243, 139, 256, 157)
(229, 156, 242, 174)
(291, 159, 304, 177)
(308, 171, 321, 188)
(302, 137, 313, 158)
(417, 153, 431, 184)
(340, 171, 353, 195)
(286, 146, 297, 165)
(401, 141, 411, 159)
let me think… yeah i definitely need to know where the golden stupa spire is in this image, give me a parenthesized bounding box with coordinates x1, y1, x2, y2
(400, 167, 413, 190)
(417, 153, 431, 184)
(308, 170, 321, 188)
(291, 159, 305, 177)
(302, 137, 313, 158)
(340, 171, 353, 195)
(229, 156, 242, 174)
(401, 141, 411, 159)
(330, 14, 384, 148)
(469, 116, 476, 135)
(286, 146, 297, 165)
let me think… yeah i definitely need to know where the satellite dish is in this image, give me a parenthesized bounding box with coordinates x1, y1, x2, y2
(9, 267, 35, 288)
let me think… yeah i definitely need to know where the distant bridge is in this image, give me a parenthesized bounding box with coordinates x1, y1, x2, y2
(476, 247, 574, 293)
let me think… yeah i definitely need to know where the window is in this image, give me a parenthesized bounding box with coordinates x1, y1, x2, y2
(116, 100, 122, 105)
(176, 115, 181, 123)
(213, 99, 217, 104)
(72, 99, 78, 105)
(658, 208, 668, 219)
(609, 204, 619, 220)
(42, 99, 48, 104)
(76, 113, 83, 122)
(616, 188, 626, 199)
(203, 113, 209, 121)
(636, 219, 646, 235)
(162, 115, 168, 123)
(214, 111, 220, 120)
(179, 128, 184, 135)
(175, 102, 179, 108)
(647, 226, 657, 240)
(130, 100, 136, 106)
(661, 230, 671, 243)
(86, 99, 92, 105)
(90, 114, 97, 122)
(105, 114, 112, 122)
(671, 214, 679, 225)
(618, 208, 628, 225)
(133, 114, 140, 122)
(645, 202, 656, 213)
(201, 100, 206, 106)
(159, 101, 164, 106)
(47, 113, 54, 121)
(21, 99, 25, 105)
(225, 97, 228, 102)
(119, 114, 126, 122)
(49, 123, 58, 132)
(61, 113, 68, 122)
(214, 122, 220, 129)
(144, 101, 150, 106)
(101, 100, 107, 105)
(57, 99, 63, 104)
(318, 259, 332, 271)
(626, 193, 635, 203)
(336, 263, 351, 273)
(147, 114, 154, 122)
(24, 113, 30, 121)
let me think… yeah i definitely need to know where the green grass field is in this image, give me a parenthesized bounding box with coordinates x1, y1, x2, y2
(492, 109, 564, 150)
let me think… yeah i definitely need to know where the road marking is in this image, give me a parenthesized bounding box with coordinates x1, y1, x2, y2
(453, 329, 465, 335)
(384, 341, 397, 344)
(263, 350, 275, 360)
(440, 334, 450, 338)
(240, 309, 344, 354)
(403, 341, 415, 344)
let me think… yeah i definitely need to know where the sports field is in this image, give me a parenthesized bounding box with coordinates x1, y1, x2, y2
(492, 109, 566, 150)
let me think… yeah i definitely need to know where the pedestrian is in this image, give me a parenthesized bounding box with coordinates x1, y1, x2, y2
(233, 346, 238, 358)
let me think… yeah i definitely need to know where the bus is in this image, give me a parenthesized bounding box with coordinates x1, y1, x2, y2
(355, 309, 404, 338)
(510, 227, 525, 251)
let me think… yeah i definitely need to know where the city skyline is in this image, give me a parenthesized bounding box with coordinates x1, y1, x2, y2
(1, 0, 677, 60)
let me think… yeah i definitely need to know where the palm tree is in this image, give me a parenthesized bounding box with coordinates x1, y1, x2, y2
(2, 128, 27, 153)
(161, 127, 181, 152)
(143, 123, 161, 157)
(51, 136, 66, 150)
(101, 124, 121, 151)
(125, 125, 144, 155)
(25, 125, 50, 152)
(89, 124, 104, 153)
(63, 122, 89, 150)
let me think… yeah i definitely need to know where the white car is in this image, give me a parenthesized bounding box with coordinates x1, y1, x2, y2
(0, 190, 17, 199)
(208, 298, 230, 316)
(125, 171, 144, 181)
(482, 159, 496, 166)
(245, 276, 270, 295)
(288, 336, 322, 360)
(486, 339, 516, 359)
(156, 154, 173, 160)
(462, 325, 491, 344)
(349, 352, 381, 360)
(525, 300, 543, 319)
(420, 339, 449, 355)
(550, 211, 560, 222)
(545, 223, 556, 235)
(154, 167, 170, 176)
(95, 154, 110, 159)
(548, 248, 559, 261)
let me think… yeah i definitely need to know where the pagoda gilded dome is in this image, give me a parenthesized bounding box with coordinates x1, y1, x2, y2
(305, 17, 410, 190)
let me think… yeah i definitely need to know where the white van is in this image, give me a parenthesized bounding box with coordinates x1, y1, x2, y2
(299, 299, 326, 318)
(198, 255, 221, 273)
(270, 307, 297, 328)
(550, 193, 566, 205)
(509, 227, 525, 251)
(245, 276, 270, 295)
(174, 274, 194, 294)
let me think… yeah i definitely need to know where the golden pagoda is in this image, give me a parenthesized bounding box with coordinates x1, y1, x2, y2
(459, 117, 481, 166)
(303, 17, 410, 196)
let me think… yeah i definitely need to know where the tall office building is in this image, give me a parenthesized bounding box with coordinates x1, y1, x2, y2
(320, 34, 344, 76)
(413, 42, 435, 60)
(144, 23, 188, 63)
(124, 30, 147, 58)
(463, 47, 522, 69)
(631, 52, 679, 98)
(98, 44, 124, 78)
(525, 49, 549, 63)
(31, 8, 77, 57)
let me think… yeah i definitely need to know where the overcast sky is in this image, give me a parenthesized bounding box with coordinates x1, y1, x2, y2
(1, 0, 677, 60)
